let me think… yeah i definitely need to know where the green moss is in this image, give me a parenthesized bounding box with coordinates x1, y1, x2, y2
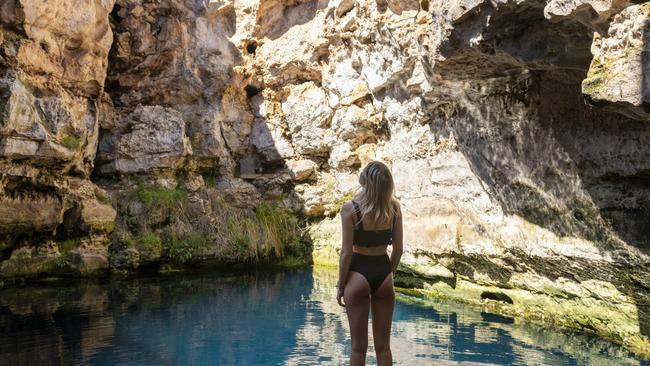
(0, 28, 23, 44)
(58, 238, 79, 254)
(62, 135, 82, 150)
(120, 232, 135, 248)
(274, 255, 310, 269)
(394, 277, 647, 356)
(135, 185, 188, 210)
(158, 265, 186, 274)
(582, 77, 604, 97)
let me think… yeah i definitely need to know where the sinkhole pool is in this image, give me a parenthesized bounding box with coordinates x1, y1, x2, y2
(0, 267, 646, 365)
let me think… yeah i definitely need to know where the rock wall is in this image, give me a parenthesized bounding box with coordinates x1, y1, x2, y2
(0, 0, 649, 357)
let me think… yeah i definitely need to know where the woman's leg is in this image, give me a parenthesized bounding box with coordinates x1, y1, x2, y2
(344, 271, 371, 366)
(371, 273, 395, 366)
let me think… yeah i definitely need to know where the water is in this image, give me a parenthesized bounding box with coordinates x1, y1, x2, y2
(0, 267, 646, 366)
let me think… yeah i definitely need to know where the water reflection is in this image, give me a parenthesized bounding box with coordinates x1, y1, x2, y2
(0, 267, 645, 365)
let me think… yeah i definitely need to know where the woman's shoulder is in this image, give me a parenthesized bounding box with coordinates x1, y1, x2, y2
(340, 200, 355, 215)
(339, 200, 358, 224)
(343, 197, 360, 208)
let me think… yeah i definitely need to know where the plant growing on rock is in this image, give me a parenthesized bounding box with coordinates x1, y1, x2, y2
(135, 232, 163, 262)
(58, 238, 79, 254)
(227, 217, 257, 259)
(135, 185, 188, 211)
(255, 202, 300, 257)
(164, 231, 209, 265)
(62, 135, 82, 150)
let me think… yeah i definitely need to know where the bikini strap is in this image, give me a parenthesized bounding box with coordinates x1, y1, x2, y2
(351, 200, 363, 230)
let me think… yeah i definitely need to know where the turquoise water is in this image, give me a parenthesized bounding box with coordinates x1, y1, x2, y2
(0, 267, 646, 365)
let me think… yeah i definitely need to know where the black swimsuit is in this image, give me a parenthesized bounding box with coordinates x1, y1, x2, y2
(348, 200, 395, 293)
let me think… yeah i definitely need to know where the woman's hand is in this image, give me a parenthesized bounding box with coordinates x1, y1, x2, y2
(336, 286, 345, 307)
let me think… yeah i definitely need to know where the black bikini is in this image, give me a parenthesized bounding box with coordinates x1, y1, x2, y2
(348, 200, 395, 293)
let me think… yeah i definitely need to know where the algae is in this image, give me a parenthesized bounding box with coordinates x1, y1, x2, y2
(62, 135, 82, 150)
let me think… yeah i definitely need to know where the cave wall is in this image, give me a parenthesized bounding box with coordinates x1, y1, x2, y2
(0, 0, 649, 356)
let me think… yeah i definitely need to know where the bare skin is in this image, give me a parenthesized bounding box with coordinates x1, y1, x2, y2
(337, 201, 404, 366)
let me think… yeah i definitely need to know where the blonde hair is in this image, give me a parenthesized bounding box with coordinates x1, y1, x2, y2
(353, 160, 399, 227)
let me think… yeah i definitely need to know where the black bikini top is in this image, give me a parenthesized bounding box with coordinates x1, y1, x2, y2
(351, 200, 395, 247)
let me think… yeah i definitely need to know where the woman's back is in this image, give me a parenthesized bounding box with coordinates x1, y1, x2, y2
(350, 200, 397, 255)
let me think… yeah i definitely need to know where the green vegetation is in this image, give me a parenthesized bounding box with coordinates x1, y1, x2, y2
(136, 232, 163, 260)
(216, 202, 305, 262)
(135, 185, 188, 210)
(392, 276, 650, 358)
(255, 202, 300, 257)
(137, 232, 162, 248)
(582, 77, 603, 97)
(202, 170, 219, 188)
(165, 231, 209, 264)
(55, 254, 74, 270)
(119, 231, 135, 248)
(274, 255, 310, 269)
(58, 238, 79, 254)
(109, 180, 306, 269)
(0, 28, 23, 44)
(62, 135, 82, 150)
(227, 217, 257, 258)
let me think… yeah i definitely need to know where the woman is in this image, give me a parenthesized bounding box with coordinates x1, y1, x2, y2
(336, 160, 403, 366)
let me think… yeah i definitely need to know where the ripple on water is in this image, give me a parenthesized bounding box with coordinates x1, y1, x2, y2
(0, 267, 646, 366)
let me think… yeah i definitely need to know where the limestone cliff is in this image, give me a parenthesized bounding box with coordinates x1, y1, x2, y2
(0, 0, 649, 357)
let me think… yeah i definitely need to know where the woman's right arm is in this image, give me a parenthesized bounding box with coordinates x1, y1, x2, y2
(337, 202, 354, 306)
(390, 202, 403, 274)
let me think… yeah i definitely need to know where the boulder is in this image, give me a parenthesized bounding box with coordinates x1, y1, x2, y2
(96, 105, 193, 174)
(281, 82, 333, 156)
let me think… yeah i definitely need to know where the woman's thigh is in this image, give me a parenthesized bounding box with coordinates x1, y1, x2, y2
(370, 273, 395, 347)
(344, 272, 371, 343)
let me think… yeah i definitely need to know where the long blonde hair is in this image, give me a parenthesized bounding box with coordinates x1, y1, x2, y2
(353, 161, 399, 227)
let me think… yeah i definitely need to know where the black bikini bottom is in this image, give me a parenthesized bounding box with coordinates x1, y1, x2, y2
(349, 252, 392, 293)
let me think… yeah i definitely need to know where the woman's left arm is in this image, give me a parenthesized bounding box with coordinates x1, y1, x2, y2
(337, 202, 355, 306)
(390, 202, 403, 274)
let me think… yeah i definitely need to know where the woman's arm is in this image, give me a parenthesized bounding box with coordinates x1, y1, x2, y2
(337, 202, 355, 306)
(390, 202, 403, 273)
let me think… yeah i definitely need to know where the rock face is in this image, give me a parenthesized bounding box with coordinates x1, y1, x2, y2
(0, 0, 116, 277)
(582, 3, 650, 120)
(1, 0, 649, 357)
